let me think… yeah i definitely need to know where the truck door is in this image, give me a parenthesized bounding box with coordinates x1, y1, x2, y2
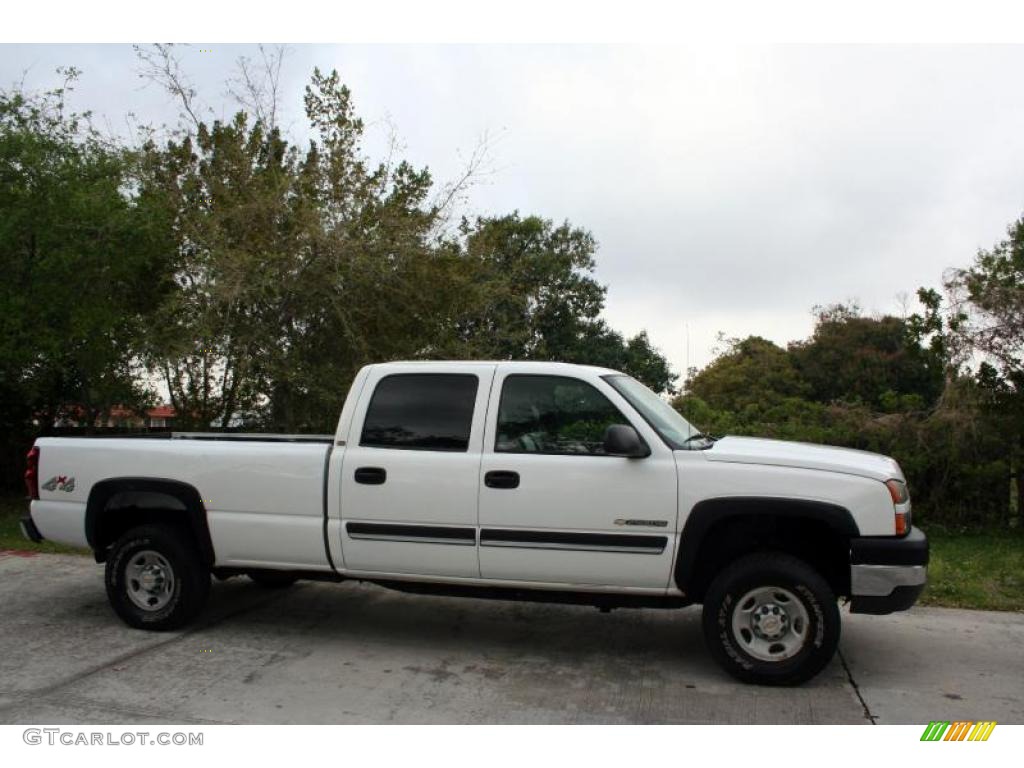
(478, 368, 678, 589)
(338, 364, 495, 578)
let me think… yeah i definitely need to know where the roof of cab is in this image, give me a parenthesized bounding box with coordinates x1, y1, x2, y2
(377, 360, 623, 376)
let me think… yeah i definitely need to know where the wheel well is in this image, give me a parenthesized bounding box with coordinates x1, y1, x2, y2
(676, 503, 855, 602)
(85, 478, 215, 567)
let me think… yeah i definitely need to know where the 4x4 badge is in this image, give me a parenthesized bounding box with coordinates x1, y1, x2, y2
(41, 475, 75, 493)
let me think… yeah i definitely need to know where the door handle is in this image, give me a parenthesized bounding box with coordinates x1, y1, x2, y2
(485, 470, 520, 489)
(354, 467, 387, 485)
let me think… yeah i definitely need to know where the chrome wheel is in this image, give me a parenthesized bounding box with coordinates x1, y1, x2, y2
(124, 549, 176, 612)
(731, 585, 810, 662)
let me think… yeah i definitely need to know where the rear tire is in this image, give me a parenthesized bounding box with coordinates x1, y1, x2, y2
(105, 524, 210, 631)
(701, 552, 840, 686)
(247, 571, 298, 589)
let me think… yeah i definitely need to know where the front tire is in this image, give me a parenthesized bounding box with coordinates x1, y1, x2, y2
(701, 552, 840, 686)
(105, 524, 210, 631)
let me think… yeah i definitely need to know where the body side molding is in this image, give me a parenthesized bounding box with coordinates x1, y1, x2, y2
(345, 521, 477, 545)
(480, 528, 668, 555)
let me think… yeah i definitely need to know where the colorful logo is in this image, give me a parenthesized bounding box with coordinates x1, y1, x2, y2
(920, 721, 997, 741)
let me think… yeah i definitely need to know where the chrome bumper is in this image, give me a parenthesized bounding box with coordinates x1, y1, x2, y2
(848, 526, 928, 614)
(851, 563, 927, 596)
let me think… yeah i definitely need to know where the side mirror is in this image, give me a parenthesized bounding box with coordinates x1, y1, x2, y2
(603, 424, 650, 458)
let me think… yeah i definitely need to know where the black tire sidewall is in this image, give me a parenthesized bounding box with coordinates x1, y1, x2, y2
(105, 525, 208, 631)
(703, 554, 840, 686)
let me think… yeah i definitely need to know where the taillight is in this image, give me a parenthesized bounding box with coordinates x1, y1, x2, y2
(25, 446, 40, 500)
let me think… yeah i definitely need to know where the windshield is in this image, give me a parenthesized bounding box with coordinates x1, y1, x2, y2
(604, 375, 704, 450)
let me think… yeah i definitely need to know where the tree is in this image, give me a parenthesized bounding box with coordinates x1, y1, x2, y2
(0, 75, 163, 456)
(789, 303, 943, 411)
(673, 312, 1011, 528)
(3, 51, 673, 459)
(451, 214, 604, 357)
(130, 48, 677, 431)
(681, 335, 808, 413)
(567, 325, 676, 394)
(945, 215, 1024, 524)
(950, 216, 1024, 374)
(133, 111, 301, 429)
(135, 66, 479, 431)
(451, 213, 676, 392)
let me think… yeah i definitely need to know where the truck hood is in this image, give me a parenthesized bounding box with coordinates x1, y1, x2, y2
(703, 436, 902, 482)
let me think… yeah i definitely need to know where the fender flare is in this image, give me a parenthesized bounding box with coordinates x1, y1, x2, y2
(85, 477, 215, 566)
(673, 496, 860, 593)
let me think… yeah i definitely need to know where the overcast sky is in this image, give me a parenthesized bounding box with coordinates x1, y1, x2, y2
(3, 44, 1024, 376)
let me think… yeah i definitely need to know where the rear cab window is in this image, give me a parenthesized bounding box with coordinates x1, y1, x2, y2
(360, 373, 479, 452)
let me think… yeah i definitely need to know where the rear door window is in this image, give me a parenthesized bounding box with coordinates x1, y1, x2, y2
(360, 374, 479, 452)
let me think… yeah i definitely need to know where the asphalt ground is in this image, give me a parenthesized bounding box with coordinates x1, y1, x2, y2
(1, 551, 1021, 724)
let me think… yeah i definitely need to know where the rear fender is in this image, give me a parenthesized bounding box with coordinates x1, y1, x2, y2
(85, 477, 215, 566)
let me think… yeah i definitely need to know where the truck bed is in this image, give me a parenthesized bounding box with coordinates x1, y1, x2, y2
(31, 434, 337, 571)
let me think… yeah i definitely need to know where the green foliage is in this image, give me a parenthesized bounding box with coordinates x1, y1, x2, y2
(0, 77, 164, 485)
(450, 214, 676, 392)
(134, 68, 473, 431)
(675, 306, 1014, 529)
(452, 213, 604, 360)
(953, 216, 1024, 376)
(135, 75, 675, 434)
(7, 59, 1021, 536)
(921, 529, 1024, 611)
(684, 336, 808, 413)
(0, 64, 675, 462)
(572, 326, 676, 395)
(790, 303, 944, 410)
(943, 218, 1024, 525)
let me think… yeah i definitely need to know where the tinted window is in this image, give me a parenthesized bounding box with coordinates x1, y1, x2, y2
(361, 374, 478, 452)
(496, 375, 629, 455)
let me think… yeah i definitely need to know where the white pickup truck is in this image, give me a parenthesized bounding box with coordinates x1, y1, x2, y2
(22, 360, 927, 685)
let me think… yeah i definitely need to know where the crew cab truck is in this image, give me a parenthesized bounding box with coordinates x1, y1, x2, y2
(21, 361, 928, 685)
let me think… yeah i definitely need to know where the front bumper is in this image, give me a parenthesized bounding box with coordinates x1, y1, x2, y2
(849, 526, 928, 614)
(20, 514, 44, 543)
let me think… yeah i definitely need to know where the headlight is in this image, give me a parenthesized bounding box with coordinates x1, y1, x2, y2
(885, 478, 911, 535)
(885, 478, 909, 504)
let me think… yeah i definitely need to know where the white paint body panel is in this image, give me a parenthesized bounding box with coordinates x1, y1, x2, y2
(27, 360, 907, 594)
(478, 363, 678, 588)
(706, 436, 905, 484)
(30, 499, 89, 548)
(32, 437, 332, 569)
(676, 451, 898, 537)
(337, 362, 495, 578)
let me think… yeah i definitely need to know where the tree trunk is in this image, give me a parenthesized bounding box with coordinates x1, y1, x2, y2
(271, 379, 294, 433)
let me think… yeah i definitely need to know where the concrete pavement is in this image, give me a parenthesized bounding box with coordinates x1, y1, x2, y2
(0, 551, 1021, 724)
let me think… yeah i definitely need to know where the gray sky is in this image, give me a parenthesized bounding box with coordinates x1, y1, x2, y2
(4, 44, 1024, 377)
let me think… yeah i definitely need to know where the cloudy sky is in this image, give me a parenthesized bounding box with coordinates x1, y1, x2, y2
(3, 44, 1024, 376)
